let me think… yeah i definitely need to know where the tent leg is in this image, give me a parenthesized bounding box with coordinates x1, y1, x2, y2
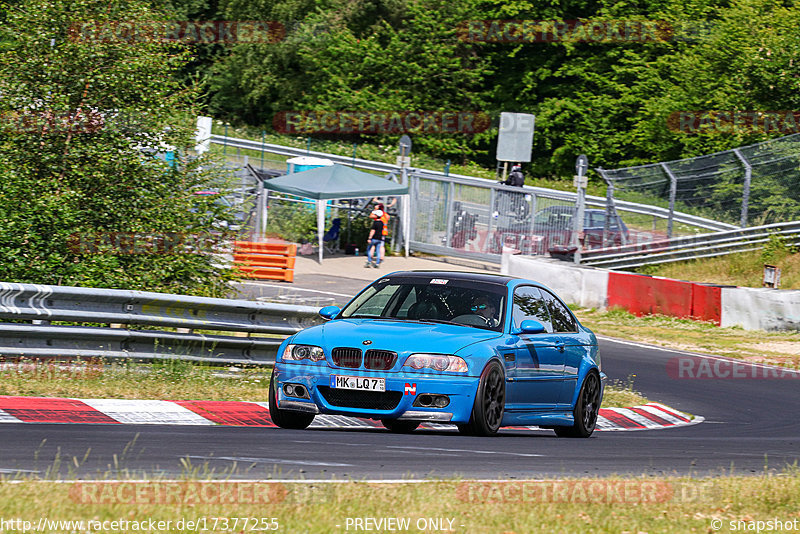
(317, 199, 325, 264)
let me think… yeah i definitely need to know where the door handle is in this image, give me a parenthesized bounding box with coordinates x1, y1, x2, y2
(555, 341, 565, 353)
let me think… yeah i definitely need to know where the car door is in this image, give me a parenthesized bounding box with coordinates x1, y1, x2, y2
(539, 289, 584, 406)
(503, 285, 566, 411)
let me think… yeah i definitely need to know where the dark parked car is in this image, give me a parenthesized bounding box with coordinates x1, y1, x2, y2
(491, 206, 629, 255)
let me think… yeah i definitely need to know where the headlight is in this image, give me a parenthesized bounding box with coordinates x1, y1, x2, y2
(403, 354, 468, 373)
(282, 344, 325, 362)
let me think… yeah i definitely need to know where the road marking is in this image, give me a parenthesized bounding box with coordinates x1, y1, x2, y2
(238, 282, 353, 298)
(385, 446, 542, 457)
(186, 455, 353, 467)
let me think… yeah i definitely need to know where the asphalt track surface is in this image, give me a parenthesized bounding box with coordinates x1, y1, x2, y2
(1, 278, 798, 479)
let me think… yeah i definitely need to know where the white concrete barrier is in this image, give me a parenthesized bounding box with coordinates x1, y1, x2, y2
(502, 253, 800, 332)
(721, 287, 800, 331)
(502, 254, 609, 309)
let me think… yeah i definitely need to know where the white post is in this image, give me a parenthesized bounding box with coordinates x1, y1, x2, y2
(317, 199, 325, 264)
(403, 194, 411, 257)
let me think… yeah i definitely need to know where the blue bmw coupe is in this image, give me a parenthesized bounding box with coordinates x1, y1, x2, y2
(269, 271, 605, 437)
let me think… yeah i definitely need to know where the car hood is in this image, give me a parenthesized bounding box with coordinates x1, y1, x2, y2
(294, 318, 501, 356)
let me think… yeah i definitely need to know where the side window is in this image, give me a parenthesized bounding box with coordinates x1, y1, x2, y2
(591, 212, 605, 228)
(395, 288, 418, 318)
(541, 290, 577, 333)
(512, 286, 552, 333)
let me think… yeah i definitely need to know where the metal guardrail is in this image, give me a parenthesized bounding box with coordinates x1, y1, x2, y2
(210, 134, 738, 235)
(0, 282, 325, 365)
(579, 221, 800, 270)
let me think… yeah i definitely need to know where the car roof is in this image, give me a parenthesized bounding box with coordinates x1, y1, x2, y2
(384, 270, 516, 286)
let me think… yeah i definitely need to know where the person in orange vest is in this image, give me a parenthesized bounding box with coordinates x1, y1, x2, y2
(374, 202, 390, 263)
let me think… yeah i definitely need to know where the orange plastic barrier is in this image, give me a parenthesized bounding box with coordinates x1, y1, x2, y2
(233, 242, 296, 282)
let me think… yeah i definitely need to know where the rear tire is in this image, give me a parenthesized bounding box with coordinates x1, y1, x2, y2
(268, 371, 315, 430)
(458, 360, 505, 436)
(554, 372, 601, 438)
(381, 419, 420, 433)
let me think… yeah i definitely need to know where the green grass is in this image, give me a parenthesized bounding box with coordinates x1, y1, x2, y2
(0, 359, 269, 401)
(0, 359, 643, 408)
(637, 247, 800, 289)
(2, 470, 800, 532)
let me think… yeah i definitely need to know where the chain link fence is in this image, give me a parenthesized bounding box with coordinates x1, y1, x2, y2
(408, 172, 616, 260)
(598, 133, 800, 237)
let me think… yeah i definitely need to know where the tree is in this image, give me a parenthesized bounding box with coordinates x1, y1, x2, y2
(0, 0, 238, 295)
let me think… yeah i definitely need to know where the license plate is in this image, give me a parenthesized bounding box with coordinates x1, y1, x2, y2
(330, 375, 385, 392)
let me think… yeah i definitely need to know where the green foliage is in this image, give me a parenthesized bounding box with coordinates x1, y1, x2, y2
(0, 0, 239, 296)
(761, 233, 796, 263)
(195, 0, 800, 185)
(264, 199, 318, 243)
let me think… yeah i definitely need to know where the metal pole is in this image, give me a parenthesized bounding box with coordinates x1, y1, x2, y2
(485, 187, 496, 253)
(734, 148, 752, 227)
(444, 181, 455, 249)
(661, 162, 678, 238)
(572, 183, 587, 264)
(255, 178, 264, 242)
(260, 130, 265, 170)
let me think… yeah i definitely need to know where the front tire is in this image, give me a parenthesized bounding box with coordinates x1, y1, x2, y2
(458, 360, 505, 436)
(381, 419, 420, 433)
(268, 371, 315, 430)
(554, 371, 601, 438)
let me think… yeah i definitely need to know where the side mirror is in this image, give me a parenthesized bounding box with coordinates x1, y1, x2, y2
(319, 305, 341, 320)
(513, 319, 546, 335)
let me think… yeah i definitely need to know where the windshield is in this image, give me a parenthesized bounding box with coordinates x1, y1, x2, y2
(340, 277, 507, 332)
(534, 208, 574, 227)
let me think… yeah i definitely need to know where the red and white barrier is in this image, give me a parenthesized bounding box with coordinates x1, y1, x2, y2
(502, 254, 797, 331)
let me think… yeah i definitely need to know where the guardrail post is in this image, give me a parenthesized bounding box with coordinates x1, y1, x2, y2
(733, 149, 751, 227)
(661, 162, 678, 238)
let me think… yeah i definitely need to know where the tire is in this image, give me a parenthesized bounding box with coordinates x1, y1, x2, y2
(554, 372, 601, 438)
(268, 371, 315, 430)
(381, 419, 420, 433)
(458, 360, 505, 436)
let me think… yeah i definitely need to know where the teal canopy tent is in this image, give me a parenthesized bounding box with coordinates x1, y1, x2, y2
(262, 164, 410, 262)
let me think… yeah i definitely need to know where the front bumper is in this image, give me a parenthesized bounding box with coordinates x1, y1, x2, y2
(273, 362, 480, 423)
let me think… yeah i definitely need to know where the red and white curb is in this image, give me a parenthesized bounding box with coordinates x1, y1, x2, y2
(0, 397, 700, 431)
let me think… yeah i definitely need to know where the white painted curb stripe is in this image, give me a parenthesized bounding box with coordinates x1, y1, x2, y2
(0, 408, 23, 423)
(637, 405, 685, 425)
(78, 399, 215, 426)
(610, 408, 663, 429)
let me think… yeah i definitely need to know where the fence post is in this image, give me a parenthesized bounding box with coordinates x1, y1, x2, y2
(660, 162, 678, 238)
(260, 130, 265, 170)
(485, 187, 496, 253)
(444, 181, 456, 249)
(256, 178, 265, 242)
(597, 169, 613, 248)
(733, 148, 751, 227)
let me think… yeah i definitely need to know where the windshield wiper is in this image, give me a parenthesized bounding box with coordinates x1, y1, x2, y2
(408, 318, 459, 325)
